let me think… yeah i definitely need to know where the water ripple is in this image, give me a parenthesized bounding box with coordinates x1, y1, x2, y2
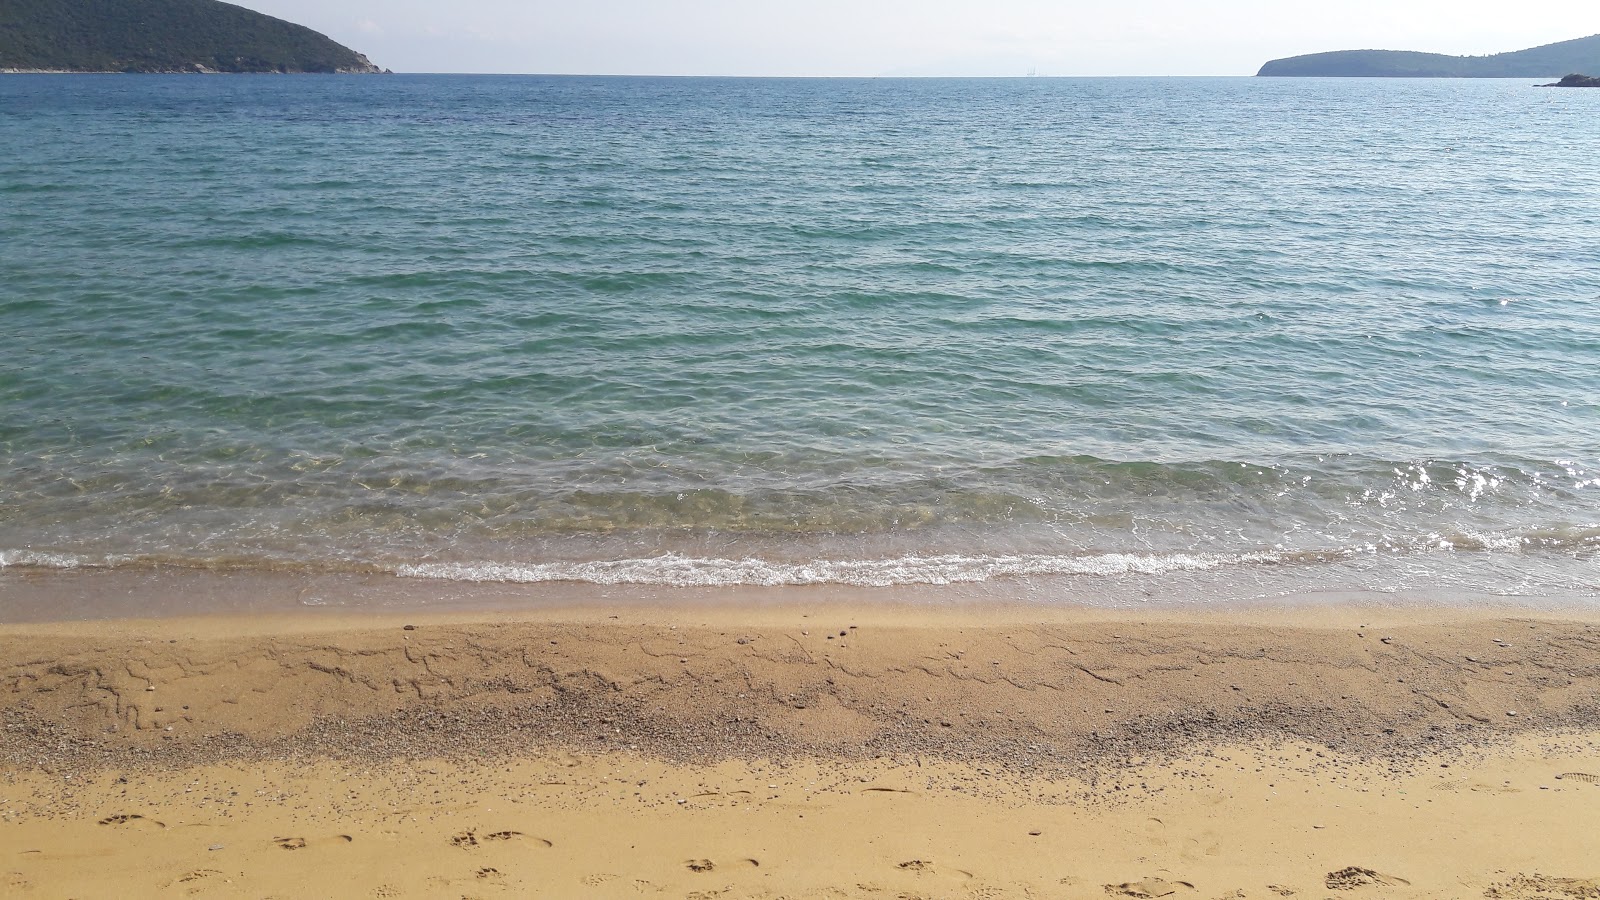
(2, 75, 1599, 597)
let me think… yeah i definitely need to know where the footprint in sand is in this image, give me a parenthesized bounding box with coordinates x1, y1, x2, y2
(452, 829, 552, 849)
(274, 835, 352, 850)
(1431, 780, 1526, 794)
(489, 830, 550, 846)
(1484, 873, 1600, 899)
(1325, 867, 1410, 891)
(98, 813, 165, 828)
(1106, 878, 1196, 898)
(173, 869, 222, 884)
(898, 860, 931, 872)
(686, 859, 716, 872)
(894, 860, 975, 880)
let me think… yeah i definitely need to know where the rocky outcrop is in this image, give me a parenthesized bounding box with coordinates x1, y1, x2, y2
(1540, 73, 1600, 87)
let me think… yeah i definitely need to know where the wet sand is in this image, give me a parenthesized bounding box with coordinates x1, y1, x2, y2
(4, 592, 1600, 898)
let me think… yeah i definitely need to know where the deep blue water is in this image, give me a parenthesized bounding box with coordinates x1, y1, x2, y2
(2, 75, 1599, 599)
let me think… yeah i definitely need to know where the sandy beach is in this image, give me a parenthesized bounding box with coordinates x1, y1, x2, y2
(4, 579, 1600, 898)
(9, 49, 1600, 900)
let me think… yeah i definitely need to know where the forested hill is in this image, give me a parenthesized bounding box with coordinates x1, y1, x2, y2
(0, 0, 384, 73)
(1258, 34, 1600, 77)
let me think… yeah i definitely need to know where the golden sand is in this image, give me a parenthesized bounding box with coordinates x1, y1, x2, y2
(4, 596, 1600, 898)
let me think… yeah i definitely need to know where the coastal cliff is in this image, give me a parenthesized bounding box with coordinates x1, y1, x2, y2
(0, 0, 384, 73)
(1258, 33, 1600, 77)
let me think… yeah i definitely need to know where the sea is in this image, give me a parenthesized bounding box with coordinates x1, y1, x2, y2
(3, 74, 1599, 612)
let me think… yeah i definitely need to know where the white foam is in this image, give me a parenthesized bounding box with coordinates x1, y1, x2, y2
(1443, 531, 1526, 552)
(393, 550, 1285, 588)
(0, 549, 95, 570)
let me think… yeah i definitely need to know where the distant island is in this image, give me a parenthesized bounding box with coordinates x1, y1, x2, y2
(0, 0, 385, 73)
(1258, 33, 1600, 77)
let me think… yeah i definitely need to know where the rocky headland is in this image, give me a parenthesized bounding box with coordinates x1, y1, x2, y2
(0, 0, 385, 73)
(1541, 73, 1600, 87)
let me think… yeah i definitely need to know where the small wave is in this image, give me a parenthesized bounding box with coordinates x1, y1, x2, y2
(4, 526, 1595, 588)
(392, 551, 1288, 588)
(0, 551, 382, 576)
(1439, 525, 1600, 552)
(0, 549, 100, 570)
(0, 546, 1338, 584)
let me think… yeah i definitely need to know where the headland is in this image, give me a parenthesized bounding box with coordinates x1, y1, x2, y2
(1258, 33, 1600, 77)
(0, 0, 384, 73)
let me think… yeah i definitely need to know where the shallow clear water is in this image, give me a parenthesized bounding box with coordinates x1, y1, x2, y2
(3, 75, 1599, 600)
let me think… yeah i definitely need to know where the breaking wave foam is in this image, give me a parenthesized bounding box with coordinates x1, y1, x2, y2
(0, 549, 101, 570)
(5, 525, 1595, 589)
(392, 551, 1291, 588)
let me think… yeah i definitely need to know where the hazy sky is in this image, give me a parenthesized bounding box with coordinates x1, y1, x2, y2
(240, 0, 1597, 76)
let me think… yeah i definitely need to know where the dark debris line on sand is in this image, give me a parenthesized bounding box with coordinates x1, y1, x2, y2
(4, 619, 1600, 779)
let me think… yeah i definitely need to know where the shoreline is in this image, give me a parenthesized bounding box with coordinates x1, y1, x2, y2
(4, 565, 1599, 625)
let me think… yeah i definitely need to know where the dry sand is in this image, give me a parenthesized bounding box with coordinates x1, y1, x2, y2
(4, 592, 1600, 898)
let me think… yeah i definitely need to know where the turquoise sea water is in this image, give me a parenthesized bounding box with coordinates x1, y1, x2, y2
(3, 75, 1599, 602)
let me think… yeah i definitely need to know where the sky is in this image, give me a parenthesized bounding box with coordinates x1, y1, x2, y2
(240, 0, 1598, 76)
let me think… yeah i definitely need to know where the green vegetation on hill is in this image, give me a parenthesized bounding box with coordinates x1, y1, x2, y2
(0, 0, 382, 72)
(1258, 34, 1600, 77)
